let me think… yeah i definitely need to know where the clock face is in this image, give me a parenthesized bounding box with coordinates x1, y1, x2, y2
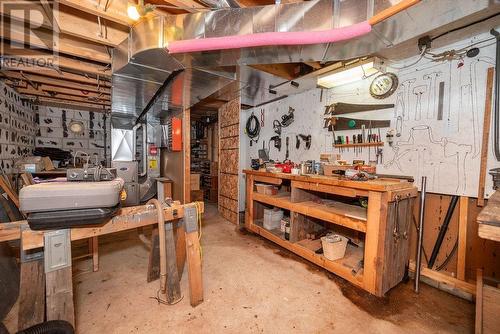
(370, 73, 398, 99)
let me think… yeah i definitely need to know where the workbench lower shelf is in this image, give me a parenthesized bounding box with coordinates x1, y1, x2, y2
(249, 222, 364, 288)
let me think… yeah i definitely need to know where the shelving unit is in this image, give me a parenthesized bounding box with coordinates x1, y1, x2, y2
(244, 170, 417, 297)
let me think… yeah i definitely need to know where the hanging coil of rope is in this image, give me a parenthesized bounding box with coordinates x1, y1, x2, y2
(245, 112, 260, 146)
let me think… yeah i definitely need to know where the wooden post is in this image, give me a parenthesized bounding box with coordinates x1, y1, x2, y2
(165, 222, 182, 303)
(477, 67, 495, 207)
(147, 228, 160, 282)
(185, 228, 203, 307)
(18, 259, 45, 330)
(184, 205, 203, 307)
(245, 174, 254, 230)
(457, 196, 468, 281)
(476, 269, 483, 334)
(364, 191, 388, 295)
(44, 230, 75, 327)
(90, 236, 99, 272)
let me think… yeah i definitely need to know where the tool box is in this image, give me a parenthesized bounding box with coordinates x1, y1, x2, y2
(20, 178, 124, 230)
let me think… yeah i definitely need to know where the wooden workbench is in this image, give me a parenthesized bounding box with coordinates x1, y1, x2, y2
(244, 170, 417, 297)
(476, 191, 500, 334)
(0, 202, 204, 331)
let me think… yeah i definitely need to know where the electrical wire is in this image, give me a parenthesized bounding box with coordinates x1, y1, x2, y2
(434, 238, 458, 271)
(245, 112, 260, 145)
(387, 45, 428, 70)
(431, 12, 500, 42)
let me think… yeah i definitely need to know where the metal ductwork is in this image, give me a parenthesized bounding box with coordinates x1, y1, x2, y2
(112, 0, 499, 116)
(198, 0, 242, 9)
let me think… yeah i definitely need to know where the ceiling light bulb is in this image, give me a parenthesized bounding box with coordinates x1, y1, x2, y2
(127, 5, 141, 21)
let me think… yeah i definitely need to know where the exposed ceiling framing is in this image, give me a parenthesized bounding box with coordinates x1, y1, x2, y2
(0, 0, 319, 112)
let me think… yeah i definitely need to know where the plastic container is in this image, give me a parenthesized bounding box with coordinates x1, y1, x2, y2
(321, 234, 348, 261)
(255, 184, 278, 195)
(263, 208, 283, 230)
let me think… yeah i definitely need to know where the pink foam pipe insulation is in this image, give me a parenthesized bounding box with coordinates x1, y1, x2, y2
(167, 21, 371, 54)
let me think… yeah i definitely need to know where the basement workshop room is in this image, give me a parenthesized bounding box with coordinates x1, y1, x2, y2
(1, 0, 500, 333)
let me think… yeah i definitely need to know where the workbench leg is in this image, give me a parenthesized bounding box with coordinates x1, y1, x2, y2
(183, 206, 203, 307)
(165, 222, 182, 304)
(44, 230, 75, 327)
(476, 269, 483, 334)
(175, 223, 186, 278)
(245, 175, 254, 230)
(147, 228, 160, 282)
(18, 257, 45, 330)
(89, 236, 99, 272)
(364, 191, 388, 296)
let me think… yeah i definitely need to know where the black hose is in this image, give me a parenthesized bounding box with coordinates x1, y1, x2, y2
(427, 195, 459, 268)
(245, 113, 260, 145)
(17, 320, 74, 334)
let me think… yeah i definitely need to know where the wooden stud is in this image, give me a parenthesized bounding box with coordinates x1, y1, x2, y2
(364, 191, 388, 295)
(45, 266, 75, 327)
(477, 67, 495, 206)
(185, 230, 203, 306)
(1, 20, 112, 63)
(476, 269, 483, 334)
(58, 0, 133, 26)
(165, 223, 182, 303)
(18, 259, 45, 330)
(245, 174, 254, 230)
(0, 3, 128, 47)
(457, 196, 468, 280)
(147, 228, 160, 282)
(91, 236, 99, 272)
(0, 175, 19, 208)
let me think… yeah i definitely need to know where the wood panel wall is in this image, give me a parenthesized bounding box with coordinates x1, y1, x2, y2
(218, 97, 240, 224)
(409, 194, 500, 283)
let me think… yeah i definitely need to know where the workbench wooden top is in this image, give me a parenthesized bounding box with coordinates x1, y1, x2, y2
(477, 190, 500, 242)
(243, 170, 416, 192)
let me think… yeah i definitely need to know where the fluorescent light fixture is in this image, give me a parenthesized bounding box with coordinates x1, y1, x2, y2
(317, 58, 384, 88)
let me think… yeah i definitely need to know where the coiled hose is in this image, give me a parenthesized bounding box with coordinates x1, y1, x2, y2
(16, 320, 74, 334)
(245, 113, 260, 145)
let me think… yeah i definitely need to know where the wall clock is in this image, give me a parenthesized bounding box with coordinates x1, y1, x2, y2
(369, 72, 398, 99)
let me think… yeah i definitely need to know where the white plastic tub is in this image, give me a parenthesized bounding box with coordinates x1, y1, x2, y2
(321, 234, 348, 261)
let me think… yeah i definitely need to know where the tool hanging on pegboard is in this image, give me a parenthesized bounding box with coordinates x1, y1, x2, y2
(245, 112, 261, 146)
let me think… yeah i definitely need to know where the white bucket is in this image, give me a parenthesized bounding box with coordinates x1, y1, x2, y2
(321, 234, 348, 261)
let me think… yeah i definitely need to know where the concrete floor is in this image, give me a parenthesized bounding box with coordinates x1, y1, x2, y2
(5, 204, 474, 333)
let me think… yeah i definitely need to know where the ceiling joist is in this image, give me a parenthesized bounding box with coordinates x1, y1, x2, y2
(34, 97, 110, 112)
(2, 20, 112, 64)
(18, 86, 111, 106)
(2, 42, 111, 78)
(2, 71, 110, 94)
(58, 0, 134, 27)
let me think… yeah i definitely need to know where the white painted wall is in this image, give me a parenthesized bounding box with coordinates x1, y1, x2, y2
(241, 30, 499, 203)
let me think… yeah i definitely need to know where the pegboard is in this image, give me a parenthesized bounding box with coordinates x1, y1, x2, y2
(244, 31, 499, 198)
(0, 82, 37, 173)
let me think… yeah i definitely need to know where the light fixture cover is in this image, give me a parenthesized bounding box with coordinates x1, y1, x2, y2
(317, 59, 384, 89)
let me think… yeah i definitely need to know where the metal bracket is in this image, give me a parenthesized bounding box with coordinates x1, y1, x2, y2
(44, 229, 71, 273)
(20, 225, 43, 263)
(184, 206, 198, 233)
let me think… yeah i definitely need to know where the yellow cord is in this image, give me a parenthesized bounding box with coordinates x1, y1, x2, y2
(193, 201, 203, 260)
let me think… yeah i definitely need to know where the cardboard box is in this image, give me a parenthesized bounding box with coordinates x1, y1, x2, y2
(191, 190, 204, 202)
(190, 173, 200, 190)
